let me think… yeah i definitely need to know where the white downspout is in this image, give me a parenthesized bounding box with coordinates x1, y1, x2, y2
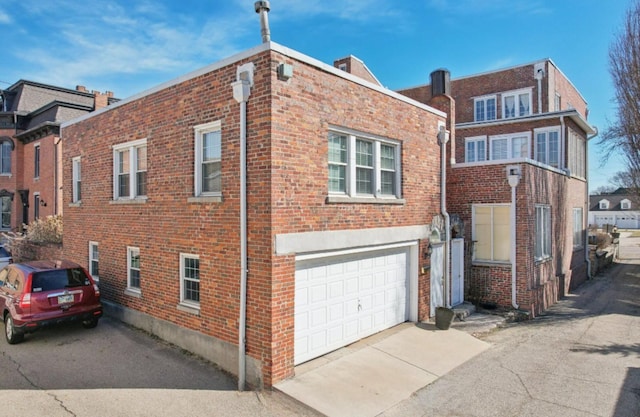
(438, 124, 451, 308)
(507, 166, 521, 309)
(232, 63, 254, 392)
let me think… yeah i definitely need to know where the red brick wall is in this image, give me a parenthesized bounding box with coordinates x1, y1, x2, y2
(62, 48, 445, 386)
(21, 135, 58, 221)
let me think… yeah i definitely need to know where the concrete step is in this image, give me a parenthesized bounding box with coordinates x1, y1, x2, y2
(452, 302, 476, 321)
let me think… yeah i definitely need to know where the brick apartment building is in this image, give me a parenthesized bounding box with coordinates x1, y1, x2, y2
(0, 81, 115, 231)
(399, 59, 596, 316)
(61, 42, 447, 387)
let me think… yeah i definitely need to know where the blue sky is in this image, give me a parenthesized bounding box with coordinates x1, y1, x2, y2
(0, 0, 632, 191)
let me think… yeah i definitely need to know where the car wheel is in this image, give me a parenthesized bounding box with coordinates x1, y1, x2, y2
(4, 314, 24, 344)
(82, 318, 99, 329)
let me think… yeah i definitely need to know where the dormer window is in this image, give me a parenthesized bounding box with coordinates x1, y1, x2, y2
(621, 199, 631, 210)
(599, 199, 610, 210)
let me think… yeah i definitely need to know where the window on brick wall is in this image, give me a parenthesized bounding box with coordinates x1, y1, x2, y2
(465, 136, 486, 162)
(72, 157, 81, 203)
(0, 140, 11, 175)
(573, 208, 583, 249)
(535, 205, 552, 261)
(127, 247, 141, 292)
(194, 121, 222, 197)
(113, 139, 147, 200)
(474, 95, 496, 122)
(502, 88, 532, 119)
(489, 133, 530, 161)
(89, 241, 99, 282)
(34, 144, 40, 178)
(34, 193, 40, 220)
(180, 253, 200, 309)
(472, 204, 511, 262)
(1, 196, 10, 229)
(535, 127, 561, 168)
(568, 129, 585, 177)
(328, 129, 401, 199)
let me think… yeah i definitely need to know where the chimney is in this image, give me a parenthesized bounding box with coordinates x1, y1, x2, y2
(76, 85, 88, 93)
(93, 91, 110, 110)
(254, 1, 271, 43)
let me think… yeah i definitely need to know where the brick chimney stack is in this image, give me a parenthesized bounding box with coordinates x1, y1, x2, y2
(76, 85, 88, 92)
(93, 90, 113, 110)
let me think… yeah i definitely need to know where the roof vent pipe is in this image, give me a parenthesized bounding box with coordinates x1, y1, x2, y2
(254, 1, 271, 43)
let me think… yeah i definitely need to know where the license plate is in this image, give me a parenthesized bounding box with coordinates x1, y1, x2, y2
(58, 294, 74, 304)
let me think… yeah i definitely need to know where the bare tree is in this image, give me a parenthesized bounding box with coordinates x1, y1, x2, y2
(592, 185, 617, 195)
(600, 0, 640, 196)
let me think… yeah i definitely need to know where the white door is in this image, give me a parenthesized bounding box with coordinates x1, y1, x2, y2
(430, 243, 444, 317)
(451, 238, 464, 306)
(294, 247, 409, 365)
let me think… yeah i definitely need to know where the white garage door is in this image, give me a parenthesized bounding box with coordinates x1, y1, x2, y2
(294, 247, 409, 365)
(616, 216, 637, 229)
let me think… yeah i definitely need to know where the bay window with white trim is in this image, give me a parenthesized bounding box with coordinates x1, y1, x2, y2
(113, 138, 147, 200)
(328, 129, 401, 199)
(472, 204, 511, 262)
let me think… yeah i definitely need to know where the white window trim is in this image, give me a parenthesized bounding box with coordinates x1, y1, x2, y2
(34, 143, 41, 179)
(621, 199, 631, 210)
(473, 94, 497, 122)
(471, 203, 511, 263)
(502, 87, 533, 119)
(489, 132, 531, 161)
(328, 127, 402, 200)
(599, 199, 609, 210)
(88, 241, 99, 282)
(72, 156, 81, 203)
(465, 136, 487, 162)
(573, 208, 584, 249)
(112, 138, 147, 201)
(34, 192, 40, 220)
(194, 120, 222, 198)
(534, 126, 562, 168)
(127, 246, 141, 293)
(179, 253, 200, 310)
(535, 205, 552, 261)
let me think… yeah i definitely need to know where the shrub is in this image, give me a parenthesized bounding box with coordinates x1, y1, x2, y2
(26, 215, 63, 244)
(595, 232, 612, 250)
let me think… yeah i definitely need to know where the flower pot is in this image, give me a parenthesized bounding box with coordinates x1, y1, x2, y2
(435, 307, 455, 330)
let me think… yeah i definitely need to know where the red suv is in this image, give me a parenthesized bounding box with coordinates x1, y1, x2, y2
(0, 260, 102, 344)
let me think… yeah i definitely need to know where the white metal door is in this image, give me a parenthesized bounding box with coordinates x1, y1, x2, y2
(430, 243, 444, 317)
(294, 248, 409, 365)
(451, 238, 464, 306)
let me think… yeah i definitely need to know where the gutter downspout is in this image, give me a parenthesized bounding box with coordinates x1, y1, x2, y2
(585, 127, 599, 278)
(232, 63, 254, 392)
(507, 166, 521, 309)
(54, 135, 62, 215)
(437, 124, 451, 308)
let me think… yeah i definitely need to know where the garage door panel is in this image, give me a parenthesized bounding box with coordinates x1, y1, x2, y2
(295, 247, 411, 365)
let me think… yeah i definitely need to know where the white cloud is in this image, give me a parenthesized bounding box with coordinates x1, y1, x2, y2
(427, 0, 551, 16)
(0, 9, 11, 24)
(261, 0, 404, 22)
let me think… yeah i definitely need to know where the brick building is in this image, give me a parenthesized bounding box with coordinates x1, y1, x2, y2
(399, 59, 596, 316)
(0, 81, 115, 231)
(61, 42, 447, 387)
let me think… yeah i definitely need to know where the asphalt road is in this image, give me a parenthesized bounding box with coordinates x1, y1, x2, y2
(380, 234, 640, 417)
(0, 316, 321, 417)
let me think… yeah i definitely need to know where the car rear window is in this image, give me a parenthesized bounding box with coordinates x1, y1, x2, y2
(31, 268, 90, 292)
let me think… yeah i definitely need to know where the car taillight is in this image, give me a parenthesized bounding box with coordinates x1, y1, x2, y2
(93, 284, 100, 297)
(19, 293, 31, 309)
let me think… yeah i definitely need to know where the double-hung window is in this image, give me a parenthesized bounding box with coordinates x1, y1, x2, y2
(568, 129, 585, 177)
(472, 204, 511, 262)
(535, 205, 552, 261)
(489, 133, 530, 161)
(113, 139, 147, 200)
(502, 89, 532, 119)
(328, 130, 401, 199)
(180, 253, 200, 308)
(89, 242, 99, 282)
(127, 247, 141, 291)
(194, 121, 222, 197)
(72, 157, 81, 203)
(535, 127, 561, 168)
(465, 136, 486, 163)
(573, 208, 583, 249)
(34, 194, 40, 220)
(1, 196, 10, 229)
(474, 95, 497, 122)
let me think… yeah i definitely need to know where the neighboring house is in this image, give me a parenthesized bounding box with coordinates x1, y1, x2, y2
(589, 188, 640, 228)
(61, 42, 447, 387)
(0, 81, 116, 230)
(399, 59, 596, 316)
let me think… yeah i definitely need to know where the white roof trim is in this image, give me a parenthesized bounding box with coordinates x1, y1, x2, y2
(62, 42, 445, 128)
